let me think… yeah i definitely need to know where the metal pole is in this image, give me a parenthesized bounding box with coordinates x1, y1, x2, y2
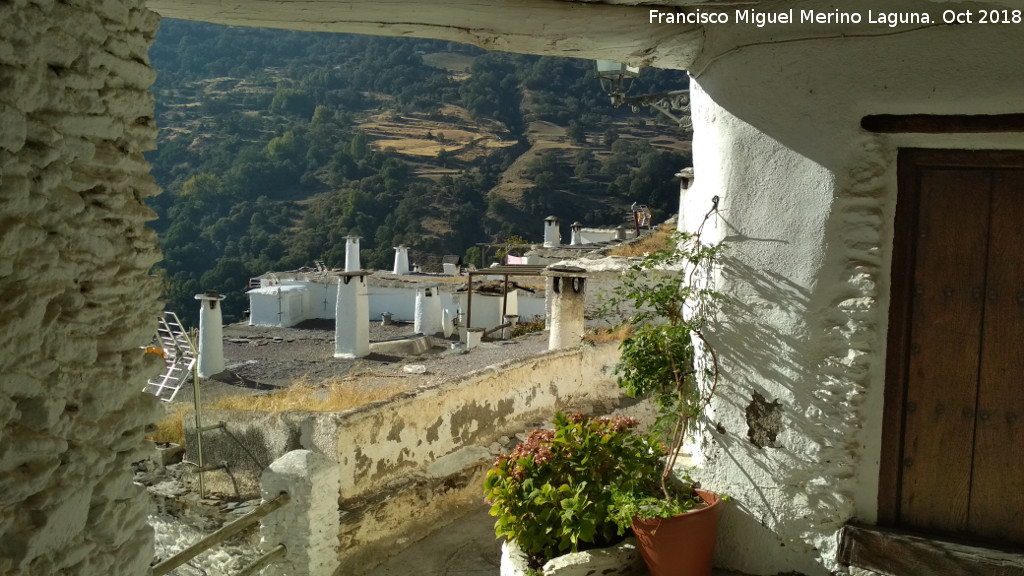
(236, 544, 287, 576)
(466, 273, 473, 330)
(185, 327, 204, 499)
(152, 492, 291, 576)
(501, 274, 510, 319)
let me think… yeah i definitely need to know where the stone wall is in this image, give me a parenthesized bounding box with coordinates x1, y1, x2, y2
(0, 1, 163, 574)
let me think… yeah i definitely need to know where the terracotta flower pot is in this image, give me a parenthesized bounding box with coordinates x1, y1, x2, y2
(630, 489, 722, 576)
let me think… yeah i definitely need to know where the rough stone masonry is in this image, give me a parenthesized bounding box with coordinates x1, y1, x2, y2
(0, 1, 164, 574)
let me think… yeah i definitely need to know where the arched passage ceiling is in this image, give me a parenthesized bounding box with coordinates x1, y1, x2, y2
(147, 0, 1024, 73)
(146, 0, 706, 70)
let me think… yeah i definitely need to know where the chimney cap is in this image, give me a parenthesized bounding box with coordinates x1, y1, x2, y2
(571, 221, 583, 228)
(195, 291, 226, 301)
(542, 264, 590, 278)
(544, 215, 559, 222)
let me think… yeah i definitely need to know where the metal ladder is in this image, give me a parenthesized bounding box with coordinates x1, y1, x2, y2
(143, 311, 196, 402)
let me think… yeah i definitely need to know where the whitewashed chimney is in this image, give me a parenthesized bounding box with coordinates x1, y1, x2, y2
(345, 235, 361, 272)
(544, 266, 587, 350)
(195, 291, 226, 377)
(570, 221, 583, 245)
(335, 272, 369, 358)
(543, 215, 560, 248)
(393, 245, 410, 275)
(677, 167, 695, 232)
(414, 287, 443, 336)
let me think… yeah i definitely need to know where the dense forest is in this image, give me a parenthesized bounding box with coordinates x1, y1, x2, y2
(145, 20, 693, 324)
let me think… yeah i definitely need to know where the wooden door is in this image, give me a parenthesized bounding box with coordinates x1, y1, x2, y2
(881, 149, 1024, 547)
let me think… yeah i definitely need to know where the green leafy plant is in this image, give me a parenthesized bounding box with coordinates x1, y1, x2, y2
(484, 412, 664, 571)
(598, 202, 724, 513)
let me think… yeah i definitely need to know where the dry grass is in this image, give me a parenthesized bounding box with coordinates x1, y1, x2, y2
(359, 106, 514, 161)
(584, 324, 634, 344)
(207, 375, 406, 413)
(608, 224, 674, 258)
(149, 403, 193, 445)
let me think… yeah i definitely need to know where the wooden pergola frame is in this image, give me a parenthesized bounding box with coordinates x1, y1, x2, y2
(464, 265, 546, 330)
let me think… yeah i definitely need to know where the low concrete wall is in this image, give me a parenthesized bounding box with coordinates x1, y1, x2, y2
(335, 341, 624, 499)
(183, 341, 642, 570)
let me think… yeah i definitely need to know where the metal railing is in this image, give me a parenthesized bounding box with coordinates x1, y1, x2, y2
(152, 492, 291, 576)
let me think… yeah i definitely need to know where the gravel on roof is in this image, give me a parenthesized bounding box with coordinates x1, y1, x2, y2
(171, 320, 550, 404)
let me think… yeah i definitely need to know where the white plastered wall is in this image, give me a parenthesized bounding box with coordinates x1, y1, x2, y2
(683, 9, 1024, 574)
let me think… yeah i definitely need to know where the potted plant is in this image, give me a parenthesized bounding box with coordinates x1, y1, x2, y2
(598, 208, 726, 576)
(484, 412, 664, 575)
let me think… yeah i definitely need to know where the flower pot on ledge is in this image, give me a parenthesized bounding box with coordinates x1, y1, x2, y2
(631, 489, 722, 576)
(501, 536, 645, 576)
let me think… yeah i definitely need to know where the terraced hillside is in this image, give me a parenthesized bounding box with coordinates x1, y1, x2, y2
(146, 20, 692, 324)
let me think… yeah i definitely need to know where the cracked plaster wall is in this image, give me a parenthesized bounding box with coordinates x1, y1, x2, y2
(180, 342, 636, 566)
(185, 342, 627, 501)
(0, 1, 163, 574)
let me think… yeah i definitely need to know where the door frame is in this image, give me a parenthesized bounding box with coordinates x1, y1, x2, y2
(879, 148, 1024, 526)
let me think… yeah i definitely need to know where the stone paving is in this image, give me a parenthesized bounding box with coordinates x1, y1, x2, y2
(363, 505, 501, 575)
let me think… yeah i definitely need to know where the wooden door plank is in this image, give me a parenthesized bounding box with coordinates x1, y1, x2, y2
(838, 523, 1024, 576)
(900, 167, 990, 534)
(880, 151, 927, 524)
(969, 169, 1024, 545)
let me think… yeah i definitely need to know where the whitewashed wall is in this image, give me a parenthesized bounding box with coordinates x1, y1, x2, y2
(684, 13, 1024, 575)
(250, 280, 469, 326)
(249, 285, 310, 327)
(516, 292, 545, 323)
(367, 285, 417, 322)
(578, 228, 617, 244)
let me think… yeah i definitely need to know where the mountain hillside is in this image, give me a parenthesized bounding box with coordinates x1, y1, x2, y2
(146, 20, 692, 324)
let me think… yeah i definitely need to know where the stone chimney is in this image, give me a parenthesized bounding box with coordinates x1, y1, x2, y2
(194, 291, 226, 378)
(543, 266, 588, 350)
(345, 235, 361, 272)
(570, 221, 583, 245)
(677, 167, 695, 230)
(543, 215, 560, 248)
(393, 245, 410, 275)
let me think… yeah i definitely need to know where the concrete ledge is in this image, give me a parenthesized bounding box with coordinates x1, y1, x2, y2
(368, 334, 435, 356)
